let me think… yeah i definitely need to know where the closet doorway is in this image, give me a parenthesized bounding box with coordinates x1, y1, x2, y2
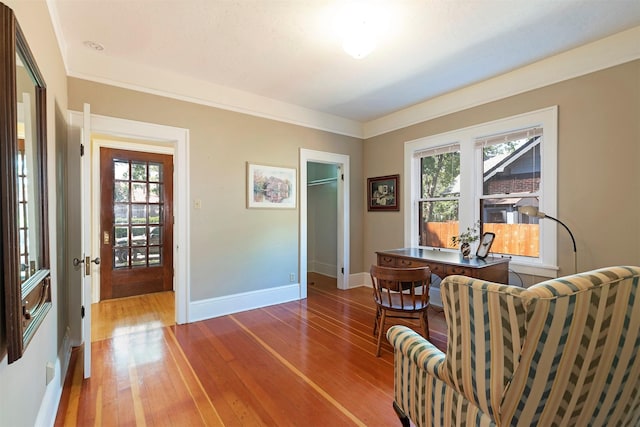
(307, 162, 338, 278)
(299, 149, 350, 298)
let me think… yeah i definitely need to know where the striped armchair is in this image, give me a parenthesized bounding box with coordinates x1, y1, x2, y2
(387, 266, 640, 427)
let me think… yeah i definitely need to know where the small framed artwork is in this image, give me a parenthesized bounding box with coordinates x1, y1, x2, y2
(247, 163, 297, 209)
(367, 174, 399, 211)
(476, 232, 495, 259)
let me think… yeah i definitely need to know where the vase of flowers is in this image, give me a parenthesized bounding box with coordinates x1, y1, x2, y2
(451, 221, 480, 259)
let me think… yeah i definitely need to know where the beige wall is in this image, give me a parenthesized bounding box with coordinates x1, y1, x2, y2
(1, 1, 69, 426)
(67, 78, 365, 301)
(364, 60, 640, 280)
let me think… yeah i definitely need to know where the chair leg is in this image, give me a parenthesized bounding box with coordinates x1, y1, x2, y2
(376, 310, 387, 357)
(421, 310, 430, 340)
(393, 401, 410, 427)
(373, 307, 380, 336)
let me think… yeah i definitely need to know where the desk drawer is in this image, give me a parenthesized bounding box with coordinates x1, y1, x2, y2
(396, 258, 429, 268)
(377, 255, 396, 267)
(428, 263, 444, 277)
(445, 265, 472, 276)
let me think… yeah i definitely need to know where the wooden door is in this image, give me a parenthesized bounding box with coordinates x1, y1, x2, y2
(100, 147, 173, 299)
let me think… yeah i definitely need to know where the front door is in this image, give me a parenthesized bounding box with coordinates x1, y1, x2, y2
(100, 147, 174, 299)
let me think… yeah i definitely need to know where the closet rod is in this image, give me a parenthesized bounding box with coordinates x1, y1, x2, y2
(307, 177, 338, 187)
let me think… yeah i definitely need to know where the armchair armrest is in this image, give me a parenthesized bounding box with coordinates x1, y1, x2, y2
(386, 325, 447, 382)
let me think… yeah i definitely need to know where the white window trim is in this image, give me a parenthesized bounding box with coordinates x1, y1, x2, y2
(404, 106, 559, 278)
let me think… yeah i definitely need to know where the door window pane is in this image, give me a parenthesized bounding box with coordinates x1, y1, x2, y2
(149, 226, 161, 245)
(131, 247, 147, 267)
(114, 226, 129, 246)
(114, 248, 129, 268)
(131, 183, 147, 203)
(131, 226, 147, 246)
(149, 205, 161, 224)
(114, 182, 130, 202)
(114, 162, 129, 180)
(148, 247, 161, 266)
(148, 163, 161, 182)
(131, 205, 147, 224)
(131, 162, 147, 181)
(114, 204, 129, 224)
(149, 183, 161, 203)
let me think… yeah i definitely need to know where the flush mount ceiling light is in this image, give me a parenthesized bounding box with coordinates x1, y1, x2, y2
(83, 40, 105, 51)
(337, 1, 388, 59)
(342, 21, 377, 59)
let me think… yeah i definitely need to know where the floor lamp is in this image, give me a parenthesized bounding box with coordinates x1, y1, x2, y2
(518, 205, 577, 274)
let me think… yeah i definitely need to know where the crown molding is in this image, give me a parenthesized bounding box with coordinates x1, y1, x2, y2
(66, 54, 364, 139)
(363, 25, 640, 138)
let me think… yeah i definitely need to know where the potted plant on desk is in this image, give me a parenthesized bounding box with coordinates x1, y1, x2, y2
(451, 221, 480, 258)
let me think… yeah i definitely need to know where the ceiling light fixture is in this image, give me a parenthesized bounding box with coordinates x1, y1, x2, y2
(83, 40, 105, 52)
(337, 1, 386, 60)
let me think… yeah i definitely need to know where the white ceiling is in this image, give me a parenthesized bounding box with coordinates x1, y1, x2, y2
(49, 0, 640, 132)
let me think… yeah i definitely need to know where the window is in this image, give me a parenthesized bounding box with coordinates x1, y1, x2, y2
(417, 145, 460, 248)
(404, 106, 558, 277)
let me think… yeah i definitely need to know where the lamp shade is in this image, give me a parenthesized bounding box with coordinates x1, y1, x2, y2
(518, 205, 545, 218)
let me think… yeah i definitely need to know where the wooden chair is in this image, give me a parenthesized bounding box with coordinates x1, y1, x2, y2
(370, 265, 431, 357)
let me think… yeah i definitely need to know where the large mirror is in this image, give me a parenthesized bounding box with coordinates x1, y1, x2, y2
(1, 2, 50, 363)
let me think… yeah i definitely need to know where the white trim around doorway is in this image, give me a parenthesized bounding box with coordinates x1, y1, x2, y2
(300, 149, 350, 297)
(68, 111, 190, 324)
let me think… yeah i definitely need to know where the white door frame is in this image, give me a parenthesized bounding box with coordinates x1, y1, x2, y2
(300, 149, 350, 297)
(69, 110, 190, 324)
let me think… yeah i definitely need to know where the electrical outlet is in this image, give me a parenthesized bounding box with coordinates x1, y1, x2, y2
(289, 273, 295, 282)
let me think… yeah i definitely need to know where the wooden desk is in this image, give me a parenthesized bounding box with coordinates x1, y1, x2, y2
(376, 248, 510, 284)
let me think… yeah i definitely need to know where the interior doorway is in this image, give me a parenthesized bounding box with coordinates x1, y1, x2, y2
(67, 110, 190, 360)
(299, 149, 350, 298)
(306, 162, 338, 279)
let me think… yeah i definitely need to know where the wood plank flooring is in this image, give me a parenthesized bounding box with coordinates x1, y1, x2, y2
(55, 274, 446, 426)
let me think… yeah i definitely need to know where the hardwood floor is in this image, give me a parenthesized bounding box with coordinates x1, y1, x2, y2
(55, 274, 446, 426)
(91, 291, 175, 342)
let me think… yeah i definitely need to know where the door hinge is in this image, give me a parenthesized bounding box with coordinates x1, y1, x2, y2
(341, 173, 344, 181)
(80, 143, 85, 157)
(81, 305, 85, 319)
(341, 267, 344, 274)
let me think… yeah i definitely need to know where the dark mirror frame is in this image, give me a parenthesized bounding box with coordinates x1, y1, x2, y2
(1, 2, 50, 363)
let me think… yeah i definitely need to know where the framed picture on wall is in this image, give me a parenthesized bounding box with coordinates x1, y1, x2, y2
(247, 162, 297, 209)
(367, 174, 400, 211)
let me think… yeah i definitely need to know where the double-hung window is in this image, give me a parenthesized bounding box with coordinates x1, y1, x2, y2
(404, 106, 558, 277)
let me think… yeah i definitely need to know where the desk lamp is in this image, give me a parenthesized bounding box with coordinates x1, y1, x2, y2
(518, 205, 577, 274)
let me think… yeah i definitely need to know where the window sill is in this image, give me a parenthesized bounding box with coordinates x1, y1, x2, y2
(509, 261, 559, 279)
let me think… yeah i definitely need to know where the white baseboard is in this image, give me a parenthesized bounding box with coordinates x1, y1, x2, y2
(350, 272, 370, 288)
(186, 274, 442, 324)
(308, 260, 337, 278)
(189, 283, 300, 323)
(35, 328, 72, 427)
